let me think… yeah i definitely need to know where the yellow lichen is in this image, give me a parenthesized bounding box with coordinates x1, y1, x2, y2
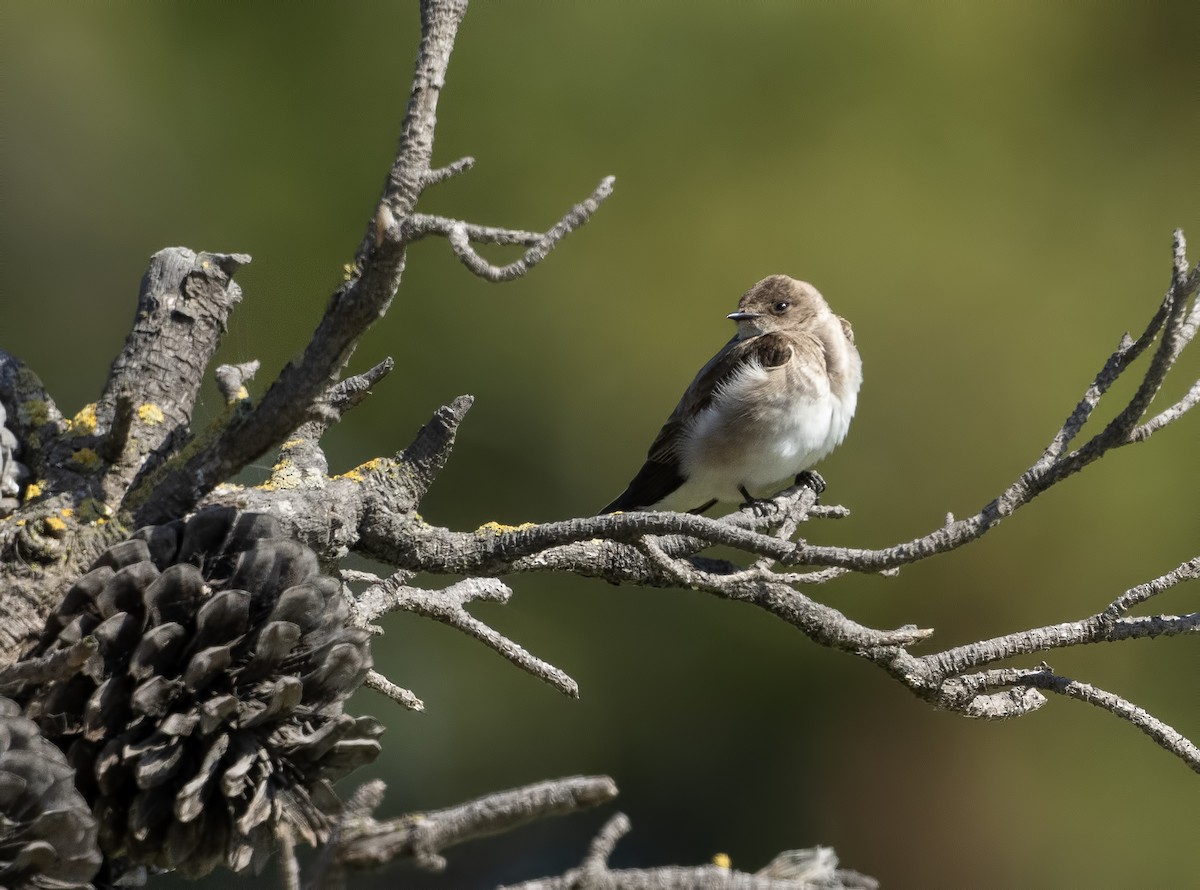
(263, 464, 303, 491)
(43, 515, 67, 534)
(137, 403, 165, 424)
(476, 521, 536, 535)
(59, 507, 74, 519)
(71, 448, 100, 468)
(712, 853, 731, 870)
(343, 263, 356, 281)
(24, 481, 44, 501)
(68, 403, 98, 435)
(334, 458, 386, 484)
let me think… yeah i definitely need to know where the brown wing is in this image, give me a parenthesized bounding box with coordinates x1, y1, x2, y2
(600, 333, 794, 513)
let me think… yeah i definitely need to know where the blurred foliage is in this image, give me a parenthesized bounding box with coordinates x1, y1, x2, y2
(2, 2, 1197, 888)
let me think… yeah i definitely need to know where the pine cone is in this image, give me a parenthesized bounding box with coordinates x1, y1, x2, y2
(0, 695, 103, 889)
(16, 507, 381, 878)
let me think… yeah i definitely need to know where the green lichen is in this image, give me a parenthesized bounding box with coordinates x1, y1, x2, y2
(71, 448, 100, 469)
(21, 399, 50, 427)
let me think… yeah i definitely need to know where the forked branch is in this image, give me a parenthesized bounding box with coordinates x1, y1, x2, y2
(128, 0, 614, 528)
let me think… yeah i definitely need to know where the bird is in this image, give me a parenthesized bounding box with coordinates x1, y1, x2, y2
(600, 275, 862, 514)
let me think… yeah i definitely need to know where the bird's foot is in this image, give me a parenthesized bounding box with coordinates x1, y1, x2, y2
(738, 485, 775, 517)
(795, 470, 826, 497)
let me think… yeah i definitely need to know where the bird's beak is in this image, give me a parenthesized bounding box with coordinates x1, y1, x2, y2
(727, 310, 760, 321)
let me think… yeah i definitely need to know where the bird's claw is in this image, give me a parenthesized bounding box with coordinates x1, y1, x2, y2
(738, 486, 775, 517)
(794, 470, 826, 496)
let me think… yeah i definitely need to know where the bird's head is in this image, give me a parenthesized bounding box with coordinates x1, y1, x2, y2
(727, 275, 830, 337)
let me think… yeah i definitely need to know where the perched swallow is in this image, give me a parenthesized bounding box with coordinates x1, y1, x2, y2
(601, 275, 861, 514)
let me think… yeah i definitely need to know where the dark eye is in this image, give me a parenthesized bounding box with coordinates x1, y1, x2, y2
(772, 301, 790, 314)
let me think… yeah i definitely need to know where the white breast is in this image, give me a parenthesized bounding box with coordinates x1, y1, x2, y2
(672, 339, 860, 506)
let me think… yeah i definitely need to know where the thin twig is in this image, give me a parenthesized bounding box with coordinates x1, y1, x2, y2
(420, 155, 475, 188)
(364, 670, 425, 712)
(334, 776, 619, 873)
(501, 813, 879, 890)
(445, 176, 616, 281)
(1103, 555, 1200, 620)
(980, 668, 1200, 772)
(359, 574, 579, 698)
(581, 813, 631, 876)
(1129, 378, 1200, 441)
(403, 213, 543, 246)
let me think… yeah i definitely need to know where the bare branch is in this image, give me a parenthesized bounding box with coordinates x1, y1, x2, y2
(392, 174, 617, 281)
(501, 812, 879, 890)
(420, 155, 476, 188)
(129, 0, 614, 527)
(0, 349, 66, 457)
(393, 394, 474, 504)
(1129, 377, 1200, 441)
(101, 249, 250, 441)
(582, 812, 633, 873)
(97, 393, 134, 466)
(303, 780, 388, 890)
(1103, 556, 1200, 619)
(357, 573, 578, 698)
(925, 601, 1198, 683)
(214, 360, 261, 404)
(332, 776, 618, 873)
(295, 358, 396, 448)
(966, 668, 1200, 773)
(364, 670, 425, 712)
(445, 176, 615, 281)
(956, 685, 1048, 721)
(128, 2, 474, 524)
(404, 213, 543, 246)
(321, 358, 395, 417)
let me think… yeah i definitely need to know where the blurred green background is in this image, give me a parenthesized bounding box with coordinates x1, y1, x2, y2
(3, 2, 1198, 888)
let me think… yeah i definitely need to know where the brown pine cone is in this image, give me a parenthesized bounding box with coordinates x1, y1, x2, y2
(15, 507, 381, 878)
(0, 695, 103, 888)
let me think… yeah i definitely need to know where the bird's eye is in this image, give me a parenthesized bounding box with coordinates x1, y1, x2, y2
(772, 301, 790, 314)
